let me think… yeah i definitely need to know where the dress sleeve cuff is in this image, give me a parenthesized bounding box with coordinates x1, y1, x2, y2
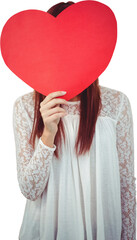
(39, 136, 56, 151)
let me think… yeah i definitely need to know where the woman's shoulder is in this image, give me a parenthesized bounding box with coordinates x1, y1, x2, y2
(99, 84, 130, 121)
(99, 84, 126, 97)
(13, 90, 34, 105)
(13, 90, 35, 121)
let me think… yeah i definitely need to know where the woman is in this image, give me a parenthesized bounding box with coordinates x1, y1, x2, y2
(13, 2, 136, 240)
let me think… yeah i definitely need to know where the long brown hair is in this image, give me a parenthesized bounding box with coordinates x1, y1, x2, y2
(29, 1, 102, 159)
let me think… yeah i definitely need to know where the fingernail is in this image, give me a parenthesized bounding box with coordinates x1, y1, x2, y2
(62, 91, 67, 94)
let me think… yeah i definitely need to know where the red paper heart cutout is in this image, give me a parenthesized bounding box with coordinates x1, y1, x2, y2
(0, 0, 117, 100)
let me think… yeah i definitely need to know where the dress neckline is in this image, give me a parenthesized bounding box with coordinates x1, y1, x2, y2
(67, 100, 80, 103)
(60, 100, 80, 115)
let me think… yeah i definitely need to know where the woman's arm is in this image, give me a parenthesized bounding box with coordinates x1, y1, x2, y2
(12, 97, 56, 201)
(116, 93, 136, 240)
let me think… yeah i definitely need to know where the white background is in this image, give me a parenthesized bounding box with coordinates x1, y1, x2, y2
(0, 0, 136, 239)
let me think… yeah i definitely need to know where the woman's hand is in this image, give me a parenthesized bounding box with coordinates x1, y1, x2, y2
(40, 91, 68, 137)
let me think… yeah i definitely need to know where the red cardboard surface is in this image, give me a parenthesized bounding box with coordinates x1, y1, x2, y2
(0, 0, 117, 100)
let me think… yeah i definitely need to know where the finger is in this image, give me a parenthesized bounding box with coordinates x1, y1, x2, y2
(42, 106, 66, 118)
(42, 91, 67, 105)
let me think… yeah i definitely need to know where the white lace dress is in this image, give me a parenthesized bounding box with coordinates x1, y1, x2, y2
(12, 85, 136, 240)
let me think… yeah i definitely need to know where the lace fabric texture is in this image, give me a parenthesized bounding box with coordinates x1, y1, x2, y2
(116, 93, 136, 240)
(13, 97, 56, 201)
(12, 85, 136, 239)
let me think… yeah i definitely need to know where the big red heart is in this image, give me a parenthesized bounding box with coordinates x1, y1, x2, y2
(0, 0, 117, 100)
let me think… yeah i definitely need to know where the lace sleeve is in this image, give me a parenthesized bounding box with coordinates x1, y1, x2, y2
(12, 97, 56, 201)
(116, 93, 136, 239)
